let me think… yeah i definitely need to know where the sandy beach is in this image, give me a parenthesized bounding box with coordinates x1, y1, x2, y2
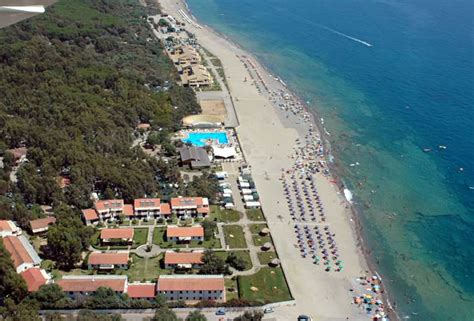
(156, 0, 390, 319)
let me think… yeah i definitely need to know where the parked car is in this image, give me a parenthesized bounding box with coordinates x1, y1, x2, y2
(216, 308, 226, 315)
(297, 315, 312, 321)
(264, 307, 274, 314)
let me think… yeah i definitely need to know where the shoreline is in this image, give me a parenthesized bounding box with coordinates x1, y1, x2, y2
(157, 0, 399, 319)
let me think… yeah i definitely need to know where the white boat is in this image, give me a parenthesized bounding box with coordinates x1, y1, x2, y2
(343, 188, 353, 204)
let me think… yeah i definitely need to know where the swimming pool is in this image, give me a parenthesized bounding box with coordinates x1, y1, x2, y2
(182, 132, 229, 147)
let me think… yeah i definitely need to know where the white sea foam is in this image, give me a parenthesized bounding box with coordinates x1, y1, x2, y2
(320, 25, 373, 47)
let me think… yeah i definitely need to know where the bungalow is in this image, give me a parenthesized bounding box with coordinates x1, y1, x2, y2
(170, 197, 209, 218)
(164, 251, 203, 270)
(166, 226, 204, 243)
(87, 252, 129, 270)
(20, 268, 50, 292)
(56, 275, 127, 298)
(2, 235, 42, 273)
(81, 209, 99, 226)
(7, 147, 27, 165)
(100, 228, 134, 245)
(0, 220, 21, 237)
(127, 283, 157, 300)
(29, 217, 56, 234)
(156, 275, 225, 302)
(94, 199, 124, 220)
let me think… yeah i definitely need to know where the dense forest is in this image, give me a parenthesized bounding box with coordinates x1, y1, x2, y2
(0, 0, 202, 217)
(0, 0, 222, 315)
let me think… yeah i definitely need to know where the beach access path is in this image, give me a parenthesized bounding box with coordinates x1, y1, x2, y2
(157, 0, 371, 319)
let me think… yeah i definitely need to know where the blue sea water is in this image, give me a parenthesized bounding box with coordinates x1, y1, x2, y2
(186, 0, 474, 320)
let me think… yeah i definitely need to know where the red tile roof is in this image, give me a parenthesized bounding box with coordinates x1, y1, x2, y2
(57, 277, 126, 292)
(20, 268, 47, 292)
(100, 228, 134, 240)
(160, 203, 171, 215)
(7, 147, 27, 160)
(88, 252, 129, 265)
(134, 198, 161, 210)
(166, 226, 204, 238)
(164, 251, 203, 265)
(2, 236, 33, 269)
(170, 197, 204, 208)
(30, 217, 56, 232)
(157, 276, 224, 292)
(57, 176, 71, 189)
(82, 209, 98, 221)
(127, 284, 156, 298)
(123, 204, 134, 217)
(0, 220, 15, 232)
(94, 199, 124, 212)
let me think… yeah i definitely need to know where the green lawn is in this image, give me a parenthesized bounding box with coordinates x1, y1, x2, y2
(249, 223, 268, 235)
(238, 267, 292, 303)
(132, 228, 148, 248)
(208, 205, 242, 223)
(246, 209, 265, 221)
(152, 226, 221, 249)
(215, 250, 252, 271)
(115, 253, 170, 282)
(140, 219, 155, 225)
(252, 234, 273, 247)
(225, 277, 239, 301)
(223, 225, 247, 249)
(257, 251, 278, 265)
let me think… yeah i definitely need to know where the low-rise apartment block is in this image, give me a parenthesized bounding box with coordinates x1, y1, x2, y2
(166, 226, 204, 243)
(57, 275, 128, 298)
(2, 235, 41, 273)
(0, 220, 21, 237)
(156, 275, 225, 302)
(88, 252, 129, 270)
(100, 228, 134, 245)
(170, 197, 209, 218)
(164, 251, 204, 269)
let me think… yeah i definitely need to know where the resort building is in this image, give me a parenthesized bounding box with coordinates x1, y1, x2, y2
(0, 220, 21, 237)
(169, 45, 201, 66)
(127, 283, 157, 300)
(178, 146, 211, 169)
(156, 275, 225, 302)
(134, 198, 163, 219)
(94, 199, 124, 220)
(81, 208, 99, 226)
(29, 217, 56, 234)
(2, 235, 42, 273)
(20, 268, 50, 292)
(170, 197, 209, 218)
(166, 226, 204, 243)
(7, 147, 27, 165)
(57, 275, 127, 298)
(164, 251, 204, 269)
(100, 228, 134, 245)
(179, 64, 213, 88)
(87, 252, 129, 270)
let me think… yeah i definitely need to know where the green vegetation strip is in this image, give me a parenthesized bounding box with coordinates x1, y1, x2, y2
(252, 234, 273, 247)
(215, 250, 252, 271)
(246, 209, 265, 221)
(223, 225, 247, 249)
(238, 267, 292, 303)
(257, 251, 278, 265)
(209, 205, 241, 223)
(249, 223, 268, 235)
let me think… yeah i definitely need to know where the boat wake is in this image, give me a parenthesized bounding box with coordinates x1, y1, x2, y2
(320, 25, 373, 47)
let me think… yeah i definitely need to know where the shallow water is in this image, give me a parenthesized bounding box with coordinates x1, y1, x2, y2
(186, 0, 474, 319)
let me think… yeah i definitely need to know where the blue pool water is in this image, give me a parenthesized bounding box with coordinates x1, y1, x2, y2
(182, 132, 229, 147)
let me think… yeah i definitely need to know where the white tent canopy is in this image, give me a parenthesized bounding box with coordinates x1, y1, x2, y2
(212, 145, 236, 159)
